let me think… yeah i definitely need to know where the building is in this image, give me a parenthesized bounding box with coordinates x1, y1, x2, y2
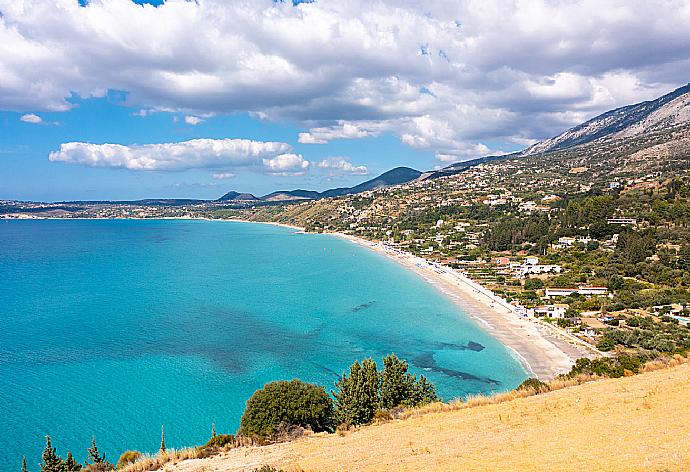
(533, 304, 569, 319)
(607, 217, 637, 226)
(524, 256, 539, 265)
(545, 286, 609, 298)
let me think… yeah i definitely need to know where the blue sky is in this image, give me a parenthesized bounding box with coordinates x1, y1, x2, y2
(0, 96, 433, 201)
(1, 0, 689, 201)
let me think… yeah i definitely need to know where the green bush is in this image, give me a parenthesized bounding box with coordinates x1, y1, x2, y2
(239, 379, 334, 440)
(116, 451, 141, 469)
(516, 378, 548, 393)
(523, 278, 544, 290)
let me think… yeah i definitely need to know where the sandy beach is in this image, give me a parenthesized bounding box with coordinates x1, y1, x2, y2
(330, 232, 598, 380)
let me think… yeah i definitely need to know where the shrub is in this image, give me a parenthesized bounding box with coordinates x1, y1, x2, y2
(200, 434, 234, 451)
(116, 451, 141, 469)
(372, 409, 394, 424)
(253, 466, 284, 472)
(523, 278, 544, 290)
(239, 379, 333, 440)
(516, 378, 548, 393)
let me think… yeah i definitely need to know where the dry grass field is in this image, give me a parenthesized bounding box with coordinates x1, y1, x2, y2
(163, 361, 690, 472)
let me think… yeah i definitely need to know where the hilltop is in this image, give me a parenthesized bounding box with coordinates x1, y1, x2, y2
(162, 360, 690, 471)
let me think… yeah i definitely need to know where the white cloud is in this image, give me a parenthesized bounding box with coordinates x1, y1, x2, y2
(298, 122, 382, 144)
(262, 153, 310, 176)
(20, 113, 43, 124)
(212, 172, 236, 180)
(48, 138, 293, 172)
(2, 0, 690, 162)
(184, 115, 203, 125)
(316, 156, 368, 175)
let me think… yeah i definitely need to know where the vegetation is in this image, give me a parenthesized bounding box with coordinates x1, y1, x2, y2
(115, 451, 141, 470)
(239, 379, 334, 440)
(334, 354, 437, 426)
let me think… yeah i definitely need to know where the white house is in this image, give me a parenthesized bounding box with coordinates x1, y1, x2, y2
(534, 304, 569, 319)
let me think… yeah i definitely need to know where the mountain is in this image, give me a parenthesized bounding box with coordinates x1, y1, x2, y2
(524, 83, 690, 155)
(320, 166, 422, 198)
(216, 191, 259, 202)
(218, 167, 422, 203)
(261, 189, 322, 202)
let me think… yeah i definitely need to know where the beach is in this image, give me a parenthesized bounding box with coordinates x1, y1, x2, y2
(330, 232, 597, 380)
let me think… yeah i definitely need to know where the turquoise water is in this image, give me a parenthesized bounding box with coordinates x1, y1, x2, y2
(0, 219, 527, 471)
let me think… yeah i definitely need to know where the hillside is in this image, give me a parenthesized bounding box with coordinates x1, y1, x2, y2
(524, 83, 690, 155)
(169, 362, 690, 471)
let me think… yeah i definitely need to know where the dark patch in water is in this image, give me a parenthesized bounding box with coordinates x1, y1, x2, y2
(352, 301, 376, 312)
(413, 352, 499, 385)
(434, 341, 485, 352)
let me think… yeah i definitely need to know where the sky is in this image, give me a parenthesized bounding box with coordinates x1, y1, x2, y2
(1, 0, 690, 201)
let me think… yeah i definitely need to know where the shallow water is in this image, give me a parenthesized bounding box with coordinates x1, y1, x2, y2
(0, 219, 527, 470)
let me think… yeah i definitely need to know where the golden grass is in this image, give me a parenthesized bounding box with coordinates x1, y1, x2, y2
(166, 356, 690, 472)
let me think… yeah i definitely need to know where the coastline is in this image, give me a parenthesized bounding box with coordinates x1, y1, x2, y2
(328, 232, 599, 380)
(13, 216, 594, 379)
(227, 217, 596, 380)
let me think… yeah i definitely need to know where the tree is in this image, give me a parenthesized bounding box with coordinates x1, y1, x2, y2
(159, 425, 166, 454)
(22, 456, 28, 472)
(239, 379, 334, 440)
(86, 437, 104, 465)
(380, 354, 437, 409)
(380, 354, 409, 409)
(84, 437, 112, 471)
(64, 453, 81, 472)
(333, 358, 380, 426)
(40, 436, 64, 472)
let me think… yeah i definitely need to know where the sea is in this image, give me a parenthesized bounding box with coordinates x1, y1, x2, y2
(0, 219, 527, 470)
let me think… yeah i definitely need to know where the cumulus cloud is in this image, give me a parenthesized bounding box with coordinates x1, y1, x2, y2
(262, 153, 310, 176)
(3, 0, 690, 161)
(316, 156, 368, 176)
(48, 138, 293, 172)
(20, 113, 43, 124)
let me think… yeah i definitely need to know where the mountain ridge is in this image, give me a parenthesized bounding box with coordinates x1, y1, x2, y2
(523, 83, 690, 155)
(216, 166, 423, 203)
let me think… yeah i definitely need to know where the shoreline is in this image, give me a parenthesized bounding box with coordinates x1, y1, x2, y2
(10, 216, 596, 379)
(228, 218, 597, 380)
(327, 232, 596, 380)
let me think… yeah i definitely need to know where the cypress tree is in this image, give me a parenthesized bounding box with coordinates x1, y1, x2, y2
(22, 456, 28, 472)
(64, 453, 81, 472)
(40, 436, 64, 472)
(211, 422, 217, 438)
(159, 425, 166, 453)
(86, 436, 105, 465)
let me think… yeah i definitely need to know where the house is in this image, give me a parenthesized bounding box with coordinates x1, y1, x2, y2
(522, 264, 562, 276)
(524, 256, 539, 265)
(495, 257, 510, 266)
(545, 288, 579, 298)
(534, 304, 569, 319)
(577, 286, 609, 296)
